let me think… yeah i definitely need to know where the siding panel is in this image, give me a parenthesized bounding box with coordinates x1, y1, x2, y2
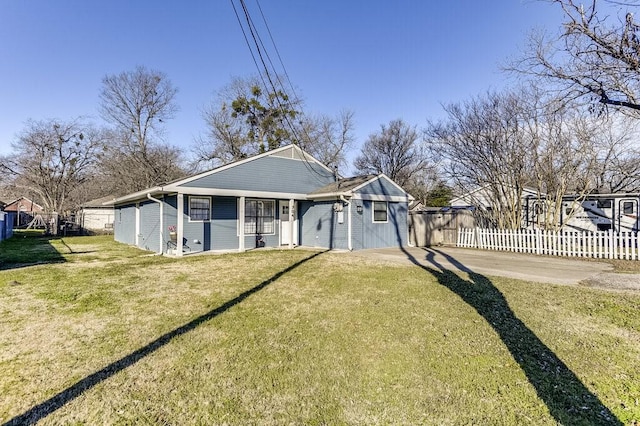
(114, 204, 136, 246)
(357, 200, 408, 249)
(139, 201, 161, 253)
(179, 156, 334, 194)
(300, 201, 348, 249)
(357, 177, 406, 197)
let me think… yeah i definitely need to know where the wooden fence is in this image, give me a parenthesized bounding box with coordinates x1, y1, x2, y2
(409, 209, 475, 246)
(457, 228, 640, 260)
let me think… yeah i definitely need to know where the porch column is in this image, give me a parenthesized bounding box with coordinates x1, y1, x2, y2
(239, 196, 245, 252)
(135, 202, 140, 247)
(347, 200, 353, 251)
(177, 193, 184, 256)
(288, 198, 295, 249)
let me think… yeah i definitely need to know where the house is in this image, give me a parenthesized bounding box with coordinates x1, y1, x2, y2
(110, 145, 412, 255)
(451, 184, 640, 232)
(76, 196, 115, 232)
(450, 185, 541, 209)
(3, 197, 44, 227)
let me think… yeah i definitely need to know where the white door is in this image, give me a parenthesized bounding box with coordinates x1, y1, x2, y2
(279, 200, 298, 245)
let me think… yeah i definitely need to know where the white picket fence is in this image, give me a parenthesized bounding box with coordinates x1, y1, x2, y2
(457, 228, 640, 260)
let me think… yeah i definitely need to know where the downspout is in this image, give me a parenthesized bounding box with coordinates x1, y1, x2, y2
(147, 193, 164, 255)
(340, 195, 352, 251)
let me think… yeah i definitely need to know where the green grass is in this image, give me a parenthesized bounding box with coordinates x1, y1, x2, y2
(0, 234, 639, 424)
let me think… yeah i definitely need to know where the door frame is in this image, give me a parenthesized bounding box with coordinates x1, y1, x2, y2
(279, 200, 299, 246)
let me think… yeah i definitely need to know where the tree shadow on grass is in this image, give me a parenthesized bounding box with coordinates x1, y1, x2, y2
(3, 250, 326, 425)
(0, 234, 66, 271)
(392, 208, 619, 424)
(415, 246, 621, 425)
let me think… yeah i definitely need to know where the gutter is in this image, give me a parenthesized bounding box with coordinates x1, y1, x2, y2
(146, 193, 164, 255)
(340, 195, 353, 251)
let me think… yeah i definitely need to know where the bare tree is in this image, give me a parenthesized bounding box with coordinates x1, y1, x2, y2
(590, 115, 640, 192)
(98, 131, 185, 196)
(296, 110, 356, 172)
(99, 66, 185, 192)
(427, 86, 640, 229)
(510, 0, 640, 113)
(426, 91, 537, 229)
(354, 119, 433, 196)
(0, 118, 106, 213)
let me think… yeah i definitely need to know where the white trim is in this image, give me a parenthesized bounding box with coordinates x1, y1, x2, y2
(372, 201, 389, 223)
(349, 173, 409, 196)
(112, 186, 165, 204)
(238, 196, 245, 252)
(187, 196, 212, 222)
(134, 203, 140, 246)
(308, 192, 352, 200)
(177, 194, 184, 256)
(352, 194, 410, 202)
(288, 199, 295, 249)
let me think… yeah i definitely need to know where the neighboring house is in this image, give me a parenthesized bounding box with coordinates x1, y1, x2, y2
(76, 196, 115, 232)
(111, 144, 412, 255)
(451, 185, 640, 232)
(450, 185, 541, 209)
(3, 197, 44, 227)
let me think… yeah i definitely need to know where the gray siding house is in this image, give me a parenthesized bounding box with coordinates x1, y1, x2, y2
(111, 145, 412, 255)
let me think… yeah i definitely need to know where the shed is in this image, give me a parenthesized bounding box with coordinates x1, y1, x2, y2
(76, 196, 115, 232)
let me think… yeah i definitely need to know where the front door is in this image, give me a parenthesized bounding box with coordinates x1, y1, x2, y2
(279, 200, 298, 246)
(618, 198, 639, 232)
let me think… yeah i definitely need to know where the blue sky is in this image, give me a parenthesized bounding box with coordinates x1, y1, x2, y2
(0, 1, 565, 171)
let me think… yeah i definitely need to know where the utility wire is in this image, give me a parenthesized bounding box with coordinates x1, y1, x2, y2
(231, 0, 333, 181)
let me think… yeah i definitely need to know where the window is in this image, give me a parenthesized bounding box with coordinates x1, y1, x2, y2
(189, 197, 211, 221)
(244, 199, 275, 234)
(597, 199, 612, 209)
(373, 201, 388, 223)
(623, 201, 635, 215)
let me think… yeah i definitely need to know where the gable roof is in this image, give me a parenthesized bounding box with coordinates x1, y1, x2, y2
(165, 144, 333, 189)
(308, 174, 413, 201)
(82, 195, 116, 208)
(110, 145, 336, 205)
(3, 197, 44, 212)
(307, 175, 377, 197)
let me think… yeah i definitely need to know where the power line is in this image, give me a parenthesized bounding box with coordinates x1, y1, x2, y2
(230, 0, 332, 180)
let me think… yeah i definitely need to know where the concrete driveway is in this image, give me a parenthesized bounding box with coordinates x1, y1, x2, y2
(349, 246, 640, 291)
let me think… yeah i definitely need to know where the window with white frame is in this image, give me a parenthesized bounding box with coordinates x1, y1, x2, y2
(244, 199, 275, 234)
(189, 196, 211, 221)
(373, 201, 388, 222)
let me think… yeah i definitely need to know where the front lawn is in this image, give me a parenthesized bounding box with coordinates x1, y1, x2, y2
(0, 234, 638, 424)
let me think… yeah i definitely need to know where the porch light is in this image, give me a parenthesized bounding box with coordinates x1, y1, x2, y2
(356, 204, 363, 214)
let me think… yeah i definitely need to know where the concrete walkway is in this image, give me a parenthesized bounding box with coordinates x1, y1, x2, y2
(349, 246, 640, 291)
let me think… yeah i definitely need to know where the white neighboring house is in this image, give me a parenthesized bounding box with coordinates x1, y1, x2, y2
(450, 185, 541, 209)
(452, 185, 640, 232)
(76, 196, 115, 232)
